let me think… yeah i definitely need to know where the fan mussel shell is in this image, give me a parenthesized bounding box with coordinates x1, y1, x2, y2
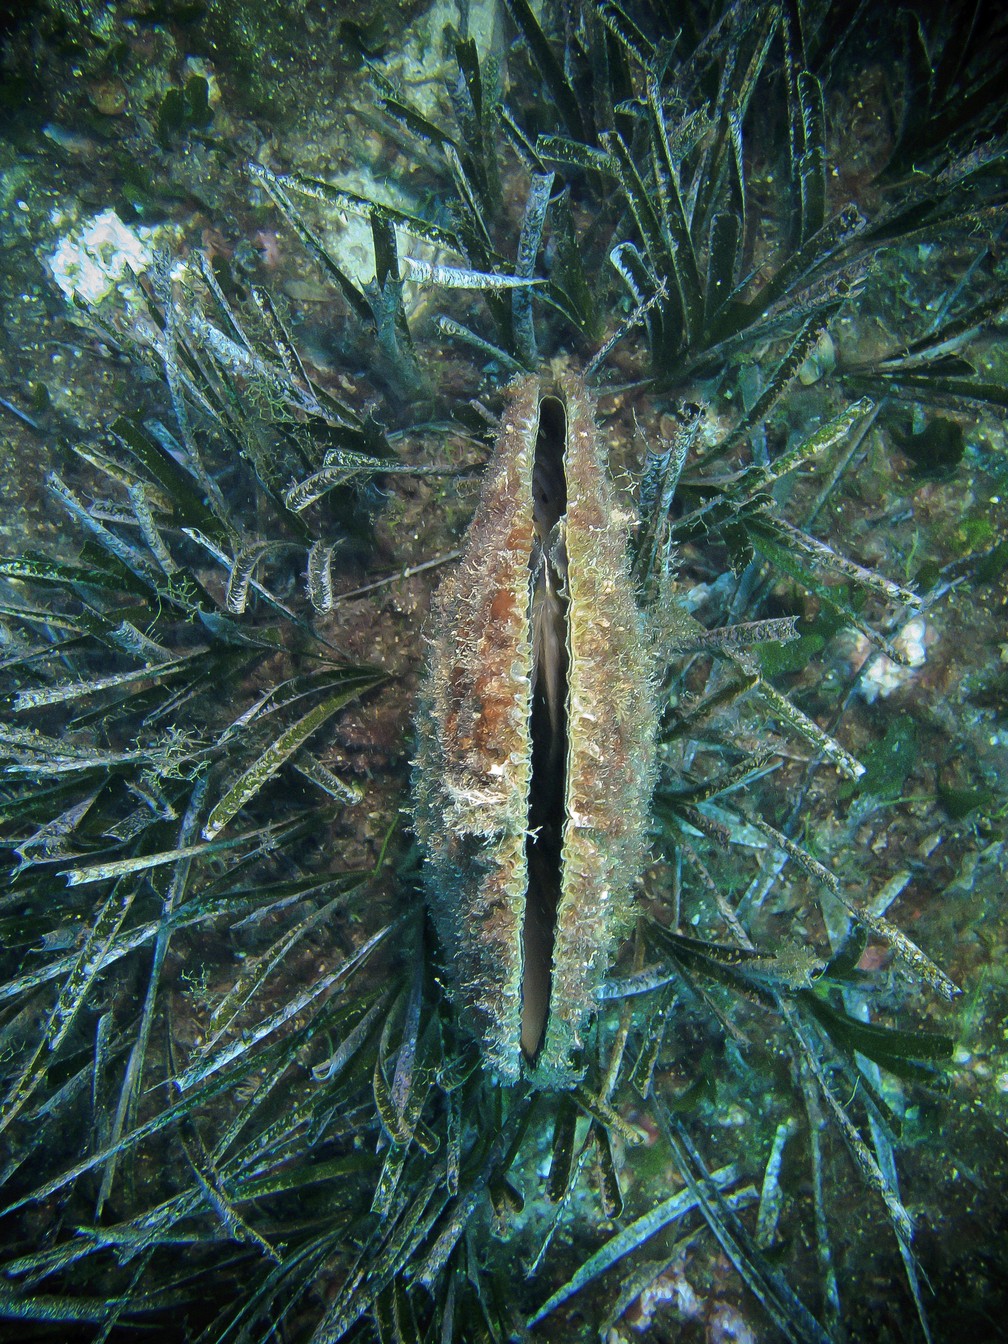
(412, 372, 656, 1088)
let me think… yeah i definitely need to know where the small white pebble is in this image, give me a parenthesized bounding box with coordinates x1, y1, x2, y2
(718, 1104, 748, 1128)
(852, 617, 931, 704)
(707, 1302, 756, 1344)
(47, 208, 154, 303)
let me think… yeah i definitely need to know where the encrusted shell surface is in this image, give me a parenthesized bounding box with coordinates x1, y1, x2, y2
(412, 371, 656, 1088)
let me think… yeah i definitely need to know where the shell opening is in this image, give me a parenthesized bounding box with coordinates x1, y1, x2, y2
(521, 394, 569, 1065)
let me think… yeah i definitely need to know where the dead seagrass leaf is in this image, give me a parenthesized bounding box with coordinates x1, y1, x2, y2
(412, 371, 657, 1088)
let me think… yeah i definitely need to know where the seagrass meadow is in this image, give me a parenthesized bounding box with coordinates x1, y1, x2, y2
(1, 1, 1007, 1340)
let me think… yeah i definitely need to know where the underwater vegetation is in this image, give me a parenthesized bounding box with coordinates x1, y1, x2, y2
(1, 0, 1008, 1340)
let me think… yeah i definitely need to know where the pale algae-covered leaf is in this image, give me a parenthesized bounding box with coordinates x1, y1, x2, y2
(207, 994, 351, 1167)
(571, 1080, 646, 1147)
(270, 167, 463, 253)
(839, 980, 936, 1343)
(369, 977, 439, 1197)
(187, 313, 299, 410)
(756, 1118, 798, 1248)
(434, 314, 525, 371)
(738, 397, 874, 496)
(673, 615, 800, 653)
(527, 1164, 744, 1327)
(173, 918, 399, 1091)
(746, 203, 865, 323)
(719, 312, 845, 454)
(13, 652, 203, 712)
(630, 985, 677, 1097)
(234, 1151, 374, 1204)
(0, 879, 138, 1136)
(377, 91, 459, 148)
(797, 1062, 841, 1336)
(207, 879, 362, 1043)
(599, 966, 678, 999)
(95, 780, 205, 1216)
(512, 170, 554, 365)
(293, 751, 362, 803)
(216, 667, 362, 745)
(203, 679, 380, 841)
(751, 513, 918, 608)
(744, 530, 913, 664)
(500, 0, 584, 139)
(705, 210, 742, 328)
(47, 473, 164, 588)
(0, 603, 91, 637)
(595, 0, 657, 66)
(11, 792, 97, 872)
(0, 895, 235, 1005)
(545, 1099, 578, 1204)
(109, 614, 173, 663)
(0, 1286, 185, 1322)
(646, 74, 703, 335)
(441, 142, 495, 256)
(150, 252, 232, 527)
(603, 127, 675, 287)
(397, 255, 545, 290)
(247, 163, 370, 322)
(60, 826, 279, 886)
(0, 1058, 250, 1219)
(497, 102, 546, 172)
(608, 239, 656, 309)
(675, 751, 779, 807)
(370, 1105, 435, 1214)
(250, 282, 314, 391)
(413, 1115, 529, 1294)
(111, 414, 225, 540)
(661, 1111, 832, 1344)
(536, 133, 614, 173)
(783, 1003, 915, 1253)
(311, 990, 392, 1083)
(751, 814, 959, 1000)
(224, 541, 291, 615)
(179, 529, 298, 623)
(183, 1145, 280, 1263)
(286, 451, 453, 512)
(743, 665, 866, 780)
(306, 540, 335, 612)
(634, 406, 698, 589)
(797, 70, 827, 242)
(583, 277, 669, 382)
(593, 1121, 623, 1218)
(318, 1174, 448, 1341)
